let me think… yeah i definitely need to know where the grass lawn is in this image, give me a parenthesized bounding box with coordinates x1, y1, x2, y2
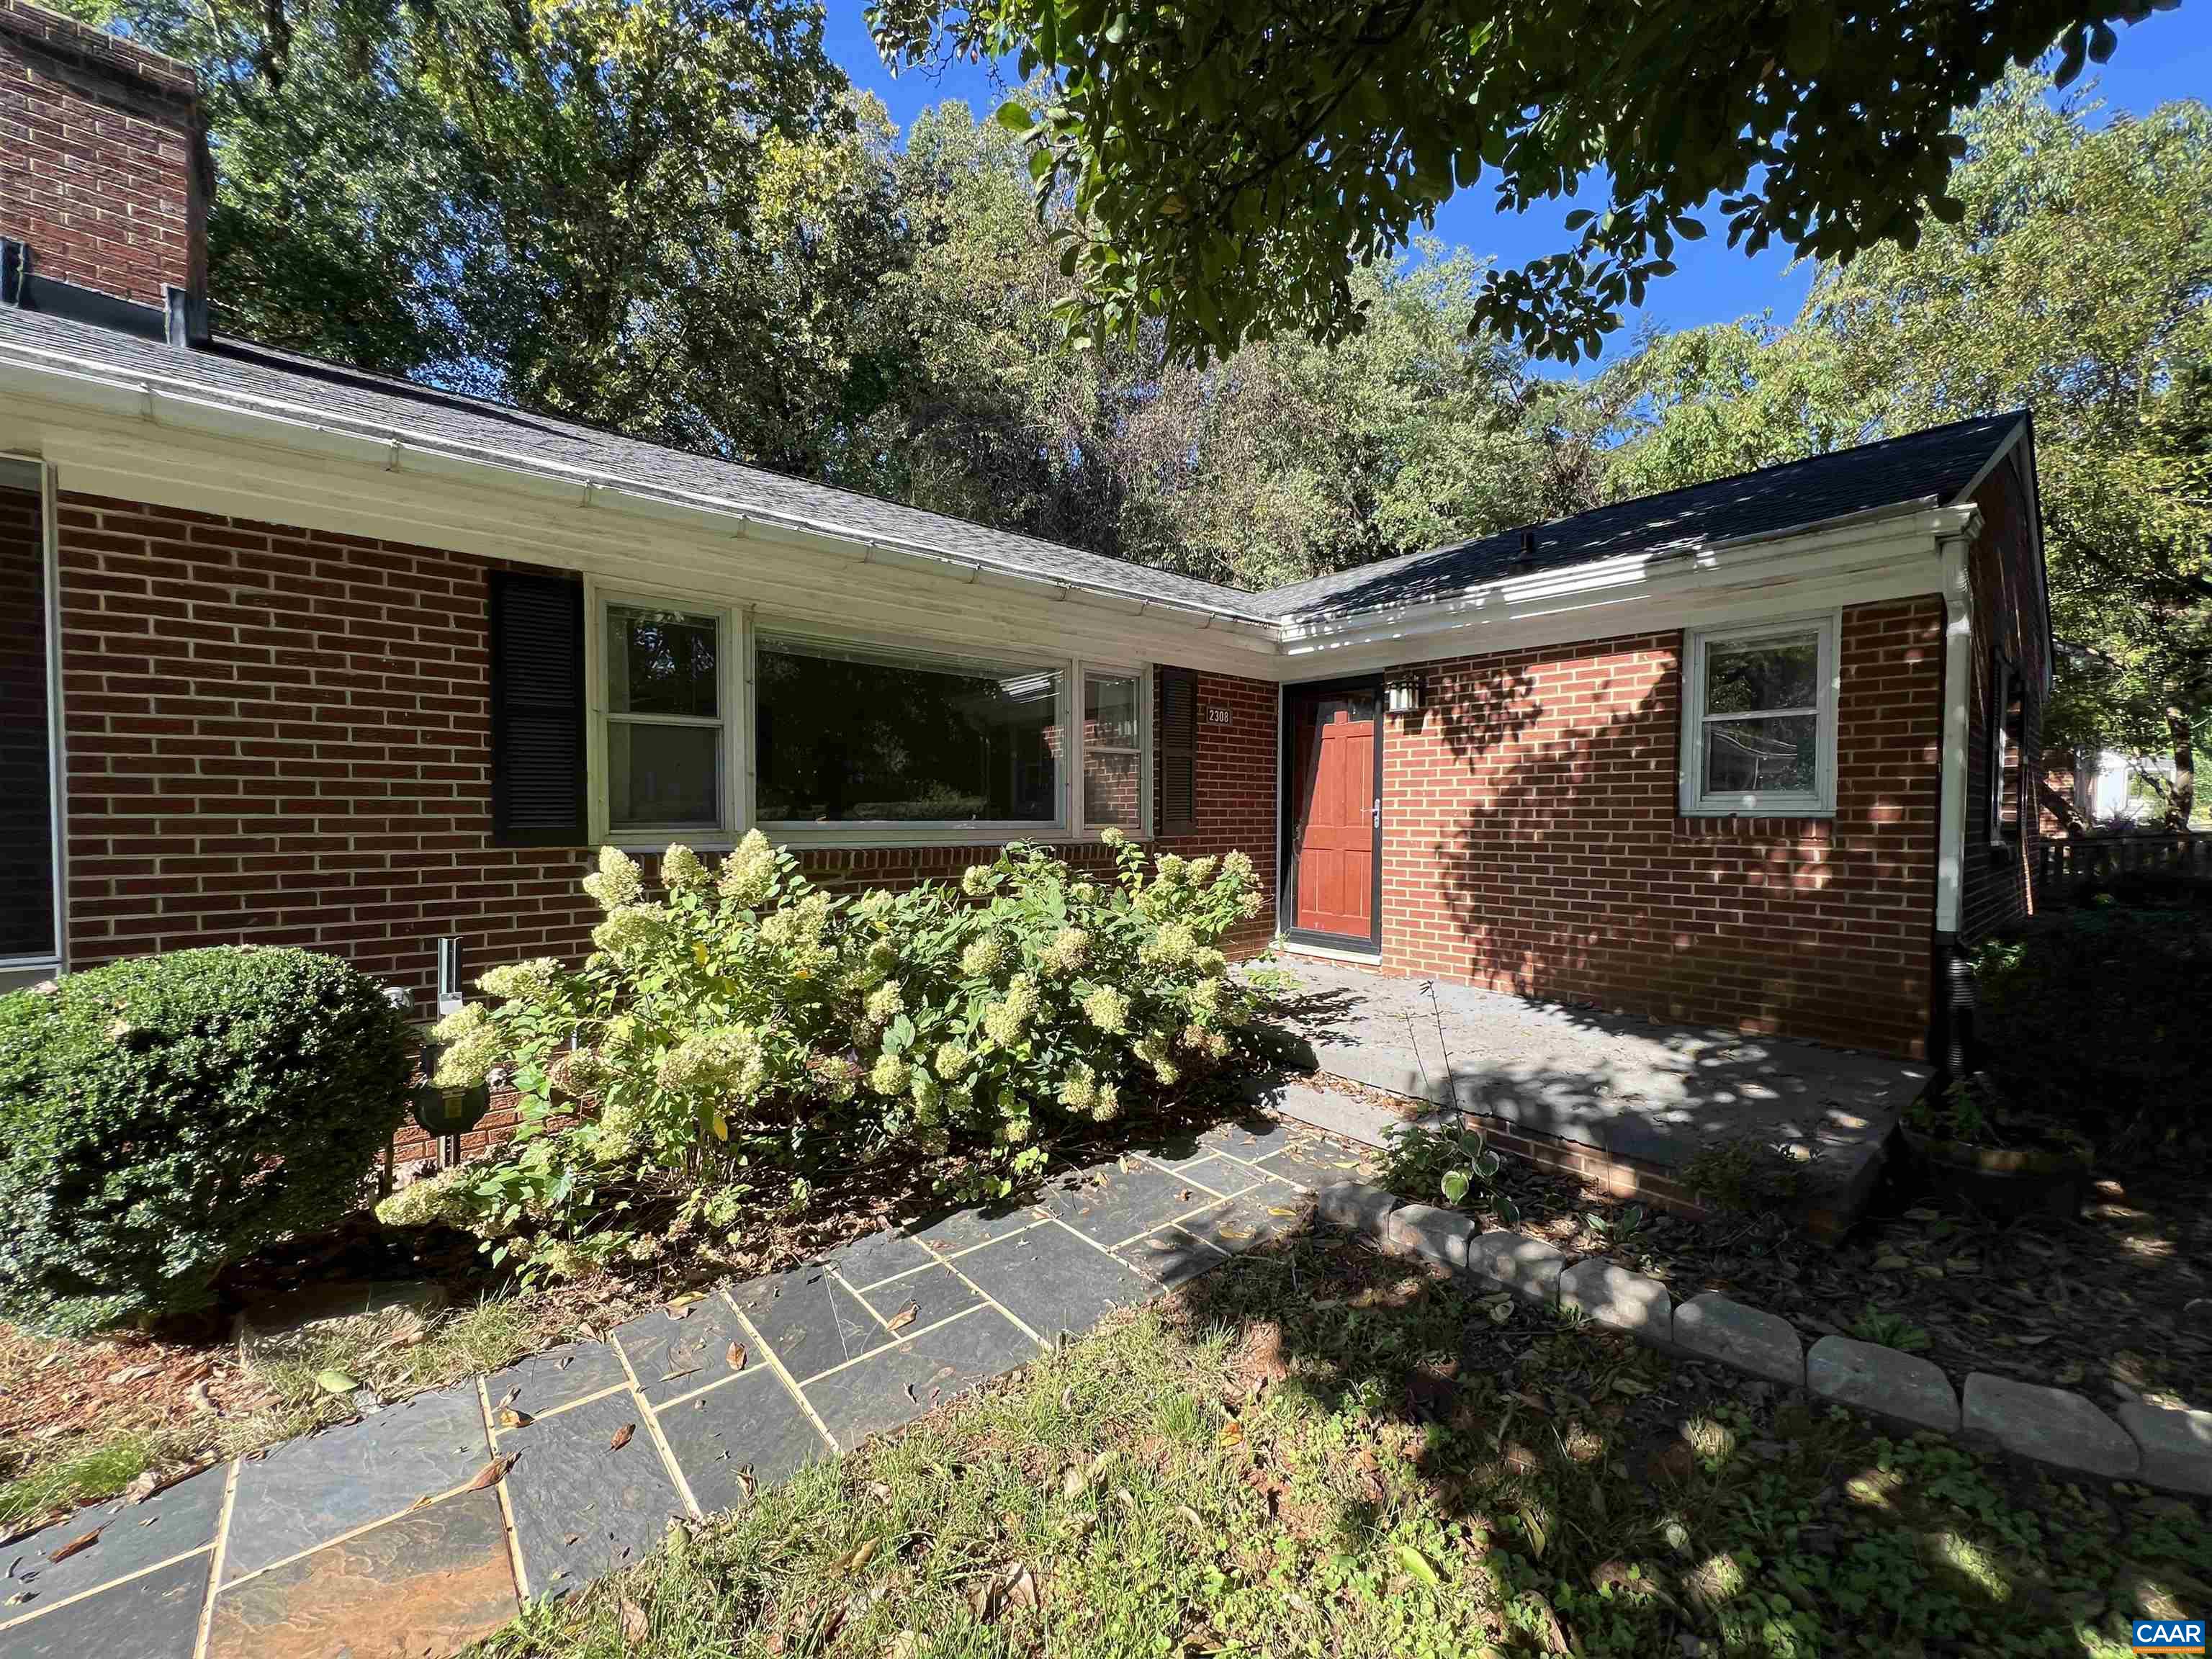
(469, 1232, 2210, 1658)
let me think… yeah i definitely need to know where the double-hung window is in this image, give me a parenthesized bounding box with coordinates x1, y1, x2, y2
(1680, 614, 1840, 816)
(1082, 670, 1143, 832)
(600, 598, 732, 835)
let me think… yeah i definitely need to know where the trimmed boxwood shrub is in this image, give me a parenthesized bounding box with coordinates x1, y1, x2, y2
(1972, 907, 2211, 1157)
(0, 948, 413, 1334)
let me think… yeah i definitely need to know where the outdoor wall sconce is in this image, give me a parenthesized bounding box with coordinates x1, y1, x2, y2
(410, 1041, 492, 1141)
(1385, 678, 1423, 716)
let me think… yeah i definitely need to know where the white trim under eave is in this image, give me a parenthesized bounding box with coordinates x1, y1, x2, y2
(1934, 531, 1976, 935)
(1280, 504, 1981, 676)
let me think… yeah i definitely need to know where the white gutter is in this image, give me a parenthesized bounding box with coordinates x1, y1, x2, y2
(1279, 502, 1980, 662)
(0, 338, 1283, 634)
(1934, 529, 1977, 935)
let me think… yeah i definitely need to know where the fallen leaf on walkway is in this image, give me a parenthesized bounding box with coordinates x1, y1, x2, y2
(122, 1470, 161, 1504)
(47, 1531, 99, 1564)
(467, 1455, 517, 1491)
(496, 1408, 532, 1430)
(1218, 1420, 1244, 1448)
(620, 1599, 648, 1642)
(727, 1342, 747, 1372)
(610, 1423, 635, 1451)
(887, 1303, 919, 1333)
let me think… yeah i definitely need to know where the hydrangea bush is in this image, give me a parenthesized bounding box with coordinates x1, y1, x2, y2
(379, 831, 1264, 1277)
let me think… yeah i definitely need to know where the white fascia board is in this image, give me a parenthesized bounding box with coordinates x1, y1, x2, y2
(1278, 505, 1980, 675)
(0, 342, 1280, 639)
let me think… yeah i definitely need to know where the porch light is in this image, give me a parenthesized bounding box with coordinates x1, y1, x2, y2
(411, 1040, 492, 1140)
(1385, 678, 1423, 716)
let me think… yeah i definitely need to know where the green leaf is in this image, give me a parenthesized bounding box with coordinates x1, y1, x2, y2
(994, 99, 1033, 132)
(1441, 1169, 1472, 1204)
(315, 1368, 359, 1395)
(1393, 1544, 1442, 1588)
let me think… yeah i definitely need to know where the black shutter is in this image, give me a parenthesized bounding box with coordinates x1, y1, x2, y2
(1159, 667, 1197, 837)
(489, 569, 587, 846)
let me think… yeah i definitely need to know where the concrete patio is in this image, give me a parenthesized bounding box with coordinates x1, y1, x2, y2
(1251, 957, 1930, 1221)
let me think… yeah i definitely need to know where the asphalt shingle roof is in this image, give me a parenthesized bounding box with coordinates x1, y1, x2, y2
(1256, 411, 2025, 622)
(0, 305, 2023, 630)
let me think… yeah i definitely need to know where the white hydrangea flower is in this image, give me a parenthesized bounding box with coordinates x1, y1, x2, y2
(933, 1040, 971, 1080)
(1142, 922, 1197, 967)
(661, 843, 708, 891)
(869, 1051, 911, 1097)
(961, 934, 1007, 978)
(717, 830, 778, 908)
(428, 1002, 500, 1088)
(856, 889, 894, 927)
(1184, 855, 1218, 886)
(1092, 1079, 1121, 1123)
(1190, 976, 1224, 1017)
(1039, 927, 1090, 976)
(1082, 986, 1130, 1035)
(865, 981, 905, 1026)
(1056, 1062, 1099, 1116)
(477, 956, 562, 1002)
(581, 845, 643, 909)
(1154, 853, 1188, 887)
(1220, 850, 1254, 886)
(960, 864, 994, 897)
(1098, 826, 1126, 848)
(591, 903, 668, 960)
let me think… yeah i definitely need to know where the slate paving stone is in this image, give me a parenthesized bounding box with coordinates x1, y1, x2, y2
(800, 1308, 1038, 1450)
(850, 1262, 982, 1332)
(500, 1389, 683, 1599)
(1197, 1116, 1300, 1163)
(484, 1340, 629, 1418)
(1177, 1190, 1315, 1256)
(203, 1487, 516, 1659)
(0, 1552, 207, 1659)
(724, 1264, 887, 1383)
(905, 1200, 1042, 1258)
(1119, 1224, 1230, 1288)
(0, 1464, 225, 1614)
(822, 1225, 934, 1292)
(1254, 1136, 1377, 1190)
(1170, 1154, 1271, 1202)
(1122, 1123, 1214, 1169)
(1042, 1159, 1204, 1246)
(611, 1295, 757, 1406)
(655, 1368, 831, 1516)
(953, 1218, 1156, 1339)
(222, 1382, 489, 1583)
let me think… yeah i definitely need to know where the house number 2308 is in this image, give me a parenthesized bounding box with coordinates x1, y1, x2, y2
(1203, 707, 1233, 725)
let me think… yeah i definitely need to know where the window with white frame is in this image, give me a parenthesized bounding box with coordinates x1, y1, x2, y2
(1082, 670, 1143, 831)
(1987, 652, 2023, 844)
(1679, 614, 1839, 816)
(601, 598, 730, 834)
(754, 632, 1064, 829)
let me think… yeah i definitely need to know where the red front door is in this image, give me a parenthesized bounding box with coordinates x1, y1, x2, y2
(1289, 688, 1379, 945)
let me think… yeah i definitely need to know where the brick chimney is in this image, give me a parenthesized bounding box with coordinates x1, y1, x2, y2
(0, 0, 209, 331)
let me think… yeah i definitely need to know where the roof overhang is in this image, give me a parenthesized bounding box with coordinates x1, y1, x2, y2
(1277, 499, 1982, 677)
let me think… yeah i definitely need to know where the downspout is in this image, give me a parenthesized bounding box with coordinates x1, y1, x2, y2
(1933, 531, 1975, 1078)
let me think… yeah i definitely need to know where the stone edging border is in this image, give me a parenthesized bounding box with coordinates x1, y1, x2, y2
(1316, 1181, 2212, 1498)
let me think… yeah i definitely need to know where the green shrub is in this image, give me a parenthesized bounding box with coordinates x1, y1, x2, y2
(0, 948, 413, 1334)
(390, 832, 1265, 1279)
(1972, 907, 2211, 1156)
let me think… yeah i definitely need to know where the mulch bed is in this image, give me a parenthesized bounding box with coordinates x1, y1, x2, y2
(1490, 1151, 2212, 1413)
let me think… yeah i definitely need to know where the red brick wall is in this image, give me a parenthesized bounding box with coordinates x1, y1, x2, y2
(0, 0, 205, 310)
(1154, 667, 1279, 954)
(55, 494, 1283, 998)
(0, 477, 55, 959)
(1959, 451, 2046, 942)
(1370, 599, 1946, 1058)
(56, 494, 600, 1007)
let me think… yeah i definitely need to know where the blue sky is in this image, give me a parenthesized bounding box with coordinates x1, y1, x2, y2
(826, 3, 2212, 360)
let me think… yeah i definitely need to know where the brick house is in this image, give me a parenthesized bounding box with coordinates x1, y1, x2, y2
(1, 1, 2048, 1084)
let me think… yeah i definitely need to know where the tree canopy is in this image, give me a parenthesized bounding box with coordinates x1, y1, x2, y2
(869, 0, 2177, 366)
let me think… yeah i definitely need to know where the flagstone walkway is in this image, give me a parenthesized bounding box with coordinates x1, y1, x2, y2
(0, 1116, 1377, 1659)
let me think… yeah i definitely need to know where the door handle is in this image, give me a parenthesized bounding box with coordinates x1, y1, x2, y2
(1370, 799, 1381, 828)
